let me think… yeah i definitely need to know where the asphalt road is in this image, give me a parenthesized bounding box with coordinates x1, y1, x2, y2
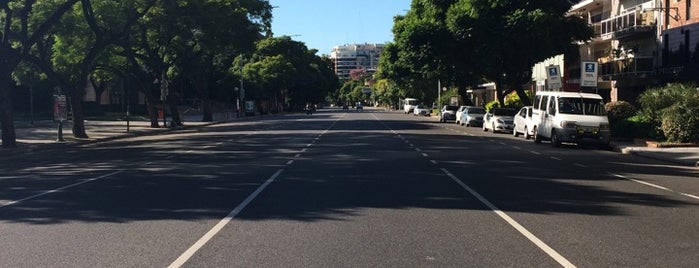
(1, 109, 697, 267)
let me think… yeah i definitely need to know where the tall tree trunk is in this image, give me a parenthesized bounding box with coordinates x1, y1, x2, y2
(0, 75, 17, 148)
(143, 88, 160, 128)
(515, 88, 532, 106)
(167, 95, 182, 126)
(69, 90, 89, 138)
(0, 54, 19, 147)
(196, 75, 213, 122)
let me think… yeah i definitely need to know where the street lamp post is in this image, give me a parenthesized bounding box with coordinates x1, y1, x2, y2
(437, 80, 447, 108)
(234, 87, 240, 118)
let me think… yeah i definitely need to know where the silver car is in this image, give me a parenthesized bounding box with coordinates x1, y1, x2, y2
(459, 106, 486, 127)
(439, 105, 459, 122)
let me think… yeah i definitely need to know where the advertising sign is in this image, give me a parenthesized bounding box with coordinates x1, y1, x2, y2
(581, 61, 599, 87)
(53, 95, 68, 121)
(245, 100, 255, 116)
(546, 65, 562, 90)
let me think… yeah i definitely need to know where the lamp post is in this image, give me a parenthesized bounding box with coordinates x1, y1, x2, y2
(437, 80, 447, 108)
(234, 87, 240, 118)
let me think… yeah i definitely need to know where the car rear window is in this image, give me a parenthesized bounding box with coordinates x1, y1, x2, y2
(468, 108, 485, 114)
(493, 108, 516, 116)
(445, 105, 458, 111)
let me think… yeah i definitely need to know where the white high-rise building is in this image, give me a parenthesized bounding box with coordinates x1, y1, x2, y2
(329, 44, 384, 80)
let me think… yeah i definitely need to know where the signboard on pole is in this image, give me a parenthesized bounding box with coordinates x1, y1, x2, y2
(53, 95, 68, 121)
(581, 61, 599, 87)
(546, 65, 562, 90)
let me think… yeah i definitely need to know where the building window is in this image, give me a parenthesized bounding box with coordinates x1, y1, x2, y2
(687, 0, 692, 20)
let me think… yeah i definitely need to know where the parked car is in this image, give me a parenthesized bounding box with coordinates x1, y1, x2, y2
(513, 106, 535, 139)
(455, 106, 469, 125)
(413, 104, 430, 116)
(459, 106, 486, 127)
(483, 108, 516, 133)
(439, 105, 459, 122)
(531, 91, 610, 148)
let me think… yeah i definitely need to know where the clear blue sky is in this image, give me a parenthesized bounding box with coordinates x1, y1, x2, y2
(269, 0, 412, 55)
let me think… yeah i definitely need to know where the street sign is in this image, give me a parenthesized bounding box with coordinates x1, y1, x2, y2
(581, 61, 599, 87)
(546, 65, 562, 90)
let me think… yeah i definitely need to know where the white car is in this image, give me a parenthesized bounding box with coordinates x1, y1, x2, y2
(513, 106, 535, 139)
(413, 104, 430, 116)
(455, 106, 469, 125)
(483, 108, 516, 133)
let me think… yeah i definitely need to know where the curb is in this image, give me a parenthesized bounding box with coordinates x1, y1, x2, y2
(619, 146, 698, 168)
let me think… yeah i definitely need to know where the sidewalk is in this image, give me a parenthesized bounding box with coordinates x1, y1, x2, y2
(613, 141, 699, 167)
(5, 114, 699, 168)
(7, 113, 231, 152)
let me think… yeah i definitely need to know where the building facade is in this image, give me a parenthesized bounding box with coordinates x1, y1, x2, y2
(533, 0, 699, 102)
(329, 44, 384, 80)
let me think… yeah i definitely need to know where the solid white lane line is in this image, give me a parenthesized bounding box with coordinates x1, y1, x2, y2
(612, 173, 670, 191)
(169, 169, 285, 268)
(0, 171, 123, 209)
(611, 173, 699, 201)
(442, 168, 576, 268)
(680, 193, 699, 200)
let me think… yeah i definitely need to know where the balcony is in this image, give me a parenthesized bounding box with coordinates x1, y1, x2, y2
(600, 9, 655, 41)
(599, 56, 654, 80)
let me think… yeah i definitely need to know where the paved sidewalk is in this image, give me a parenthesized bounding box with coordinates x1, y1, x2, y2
(4, 113, 699, 168)
(614, 142, 699, 168)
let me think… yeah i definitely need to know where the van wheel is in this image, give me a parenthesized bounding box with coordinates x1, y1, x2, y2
(551, 130, 561, 147)
(524, 126, 531, 140)
(533, 127, 541, 143)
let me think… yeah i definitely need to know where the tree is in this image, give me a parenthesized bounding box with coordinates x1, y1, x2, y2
(446, 0, 592, 106)
(377, 0, 480, 106)
(237, 36, 337, 112)
(1, 0, 80, 147)
(379, 0, 592, 108)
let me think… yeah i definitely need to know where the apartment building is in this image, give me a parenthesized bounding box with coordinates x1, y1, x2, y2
(329, 44, 384, 80)
(533, 0, 699, 102)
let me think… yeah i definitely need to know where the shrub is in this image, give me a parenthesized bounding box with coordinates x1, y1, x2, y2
(504, 90, 533, 108)
(484, 99, 500, 112)
(605, 101, 636, 122)
(661, 101, 699, 143)
(610, 115, 660, 139)
(638, 83, 699, 143)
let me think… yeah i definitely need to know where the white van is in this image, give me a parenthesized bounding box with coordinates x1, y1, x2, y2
(403, 98, 419, 114)
(531, 91, 610, 148)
